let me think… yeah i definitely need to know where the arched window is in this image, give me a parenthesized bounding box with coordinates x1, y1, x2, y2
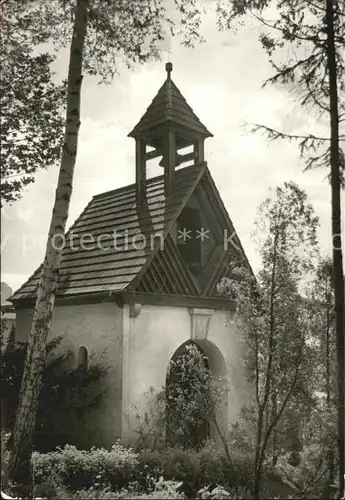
(77, 346, 88, 371)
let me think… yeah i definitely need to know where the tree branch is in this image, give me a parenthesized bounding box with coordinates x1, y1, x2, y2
(246, 123, 332, 143)
(249, 10, 321, 44)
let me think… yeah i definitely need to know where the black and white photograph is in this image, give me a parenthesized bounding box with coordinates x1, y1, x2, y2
(1, 0, 344, 498)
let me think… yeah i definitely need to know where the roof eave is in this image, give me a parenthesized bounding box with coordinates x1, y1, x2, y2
(128, 123, 214, 140)
(11, 290, 126, 308)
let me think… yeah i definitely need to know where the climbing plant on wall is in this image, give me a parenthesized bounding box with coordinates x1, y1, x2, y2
(1, 335, 108, 451)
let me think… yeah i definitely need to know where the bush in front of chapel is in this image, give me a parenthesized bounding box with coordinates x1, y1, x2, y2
(1, 335, 108, 451)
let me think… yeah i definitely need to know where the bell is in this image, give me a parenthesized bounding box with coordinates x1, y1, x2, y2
(159, 152, 183, 168)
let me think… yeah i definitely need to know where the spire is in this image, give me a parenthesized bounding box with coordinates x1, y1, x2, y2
(128, 64, 213, 204)
(166, 61, 173, 79)
(128, 64, 213, 140)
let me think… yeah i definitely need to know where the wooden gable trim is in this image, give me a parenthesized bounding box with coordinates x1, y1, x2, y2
(165, 236, 200, 295)
(202, 166, 254, 276)
(135, 235, 200, 296)
(203, 250, 230, 297)
(155, 249, 177, 293)
(193, 184, 224, 243)
(199, 245, 225, 296)
(128, 163, 206, 292)
(130, 160, 253, 300)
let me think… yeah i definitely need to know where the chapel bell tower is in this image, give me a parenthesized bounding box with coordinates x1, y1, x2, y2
(128, 63, 213, 204)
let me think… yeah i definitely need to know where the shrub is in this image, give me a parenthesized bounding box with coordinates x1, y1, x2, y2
(197, 485, 251, 499)
(53, 488, 123, 499)
(1, 337, 108, 452)
(135, 441, 252, 498)
(33, 441, 253, 499)
(43, 478, 185, 499)
(33, 443, 138, 492)
(1, 430, 11, 483)
(274, 444, 328, 498)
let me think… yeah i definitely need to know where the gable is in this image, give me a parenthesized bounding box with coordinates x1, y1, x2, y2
(129, 166, 252, 299)
(134, 235, 199, 296)
(10, 163, 252, 304)
(10, 165, 204, 302)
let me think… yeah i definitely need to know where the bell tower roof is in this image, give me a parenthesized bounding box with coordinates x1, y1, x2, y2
(128, 63, 213, 142)
(128, 64, 213, 203)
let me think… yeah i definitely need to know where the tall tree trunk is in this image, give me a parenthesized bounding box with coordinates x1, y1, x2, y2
(253, 408, 264, 499)
(271, 389, 277, 467)
(325, 292, 335, 484)
(325, 0, 345, 497)
(5, 0, 89, 492)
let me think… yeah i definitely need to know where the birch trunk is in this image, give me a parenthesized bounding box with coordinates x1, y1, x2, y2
(5, 0, 89, 491)
(325, 1, 345, 497)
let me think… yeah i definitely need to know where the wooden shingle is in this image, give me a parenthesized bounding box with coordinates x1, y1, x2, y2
(128, 78, 213, 140)
(10, 164, 205, 302)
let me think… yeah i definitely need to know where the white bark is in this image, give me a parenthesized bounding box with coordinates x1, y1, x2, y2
(6, 0, 89, 490)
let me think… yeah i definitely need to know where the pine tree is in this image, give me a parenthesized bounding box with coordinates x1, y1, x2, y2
(216, 1, 344, 494)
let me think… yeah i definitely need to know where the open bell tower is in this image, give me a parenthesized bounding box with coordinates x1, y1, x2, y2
(128, 63, 213, 204)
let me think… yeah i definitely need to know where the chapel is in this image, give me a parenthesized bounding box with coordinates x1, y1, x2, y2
(10, 64, 251, 447)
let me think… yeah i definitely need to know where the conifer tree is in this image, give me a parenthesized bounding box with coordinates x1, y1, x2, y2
(216, 1, 344, 494)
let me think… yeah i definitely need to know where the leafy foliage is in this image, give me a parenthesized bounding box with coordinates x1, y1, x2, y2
(31, 440, 252, 499)
(0, 1, 66, 204)
(165, 343, 228, 450)
(33, 443, 139, 492)
(216, 2, 345, 495)
(126, 345, 229, 456)
(0, 0, 204, 205)
(125, 387, 167, 452)
(218, 181, 320, 497)
(215, 14, 345, 465)
(1, 336, 108, 451)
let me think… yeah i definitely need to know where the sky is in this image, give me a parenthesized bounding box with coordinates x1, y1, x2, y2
(1, 2, 343, 294)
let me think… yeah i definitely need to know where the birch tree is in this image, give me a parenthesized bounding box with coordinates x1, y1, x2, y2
(4, 0, 202, 493)
(219, 181, 319, 498)
(216, 1, 345, 494)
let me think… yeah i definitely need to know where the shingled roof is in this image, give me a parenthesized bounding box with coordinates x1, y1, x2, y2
(10, 164, 208, 302)
(10, 162, 252, 304)
(128, 75, 213, 139)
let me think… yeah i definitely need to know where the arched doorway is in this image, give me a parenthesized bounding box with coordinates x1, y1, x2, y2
(166, 339, 227, 448)
(165, 339, 227, 448)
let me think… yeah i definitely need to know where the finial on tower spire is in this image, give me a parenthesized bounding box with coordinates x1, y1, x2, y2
(165, 62, 173, 79)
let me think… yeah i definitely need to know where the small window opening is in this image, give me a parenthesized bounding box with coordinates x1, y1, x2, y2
(177, 206, 202, 276)
(77, 346, 88, 371)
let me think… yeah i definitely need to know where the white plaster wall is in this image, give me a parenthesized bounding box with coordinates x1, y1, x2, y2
(206, 310, 249, 423)
(121, 304, 190, 442)
(14, 301, 250, 448)
(15, 302, 123, 447)
(122, 303, 249, 443)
